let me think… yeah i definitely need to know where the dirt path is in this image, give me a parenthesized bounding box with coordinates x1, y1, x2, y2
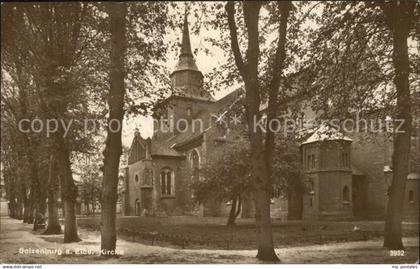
(0, 217, 418, 264)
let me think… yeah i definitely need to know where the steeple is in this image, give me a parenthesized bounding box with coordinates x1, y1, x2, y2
(170, 11, 212, 101)
(180, 11, 193, 58)
(173, 10, 199, 73)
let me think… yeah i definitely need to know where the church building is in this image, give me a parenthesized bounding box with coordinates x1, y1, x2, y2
(123, 14, 419, 221)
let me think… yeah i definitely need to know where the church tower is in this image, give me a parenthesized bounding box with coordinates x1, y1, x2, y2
(153, 12, 214, 137)
(301, 123, 353, 220)
(170, 12, 212, 101)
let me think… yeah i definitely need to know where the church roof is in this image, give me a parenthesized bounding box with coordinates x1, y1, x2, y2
(407, 172, 420, 180)
(302, 123, 352, 145)
(151, 140, 184, 157)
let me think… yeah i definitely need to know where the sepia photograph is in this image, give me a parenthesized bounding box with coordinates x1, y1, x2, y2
(0, 1, 419, 268)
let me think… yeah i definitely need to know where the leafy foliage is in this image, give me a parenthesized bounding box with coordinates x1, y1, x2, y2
(191, 135, 304, 203)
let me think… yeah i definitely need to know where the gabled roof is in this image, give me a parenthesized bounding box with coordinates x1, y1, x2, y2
(128, 132, 147, 164)
(151, 140, 184, 158)
(302, 123, 352, 145)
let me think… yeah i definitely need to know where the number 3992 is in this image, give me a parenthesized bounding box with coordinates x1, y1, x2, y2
(389, 250, 405, 256)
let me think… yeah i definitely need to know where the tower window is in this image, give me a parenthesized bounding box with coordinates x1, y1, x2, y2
(187, 107, 192, 116)
(190, 150, 200, 181)
(408, 190, 414, 203)
(135, 175, 139, 184)
(161, 168, 174, 196)
(343, 186, 350, 203)
(341, 151, 350, 167)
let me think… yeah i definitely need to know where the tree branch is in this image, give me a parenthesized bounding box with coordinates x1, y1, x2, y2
(225, 2, 245, 78)
(264, 1, 292, 158)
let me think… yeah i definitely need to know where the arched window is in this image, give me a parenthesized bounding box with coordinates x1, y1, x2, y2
(190, 150, 200, 181)
(187, 107, 192, 117)
(135, 175, 139, 184)
(160, 168, 174, 196)
(408, 190, 414, 203)
(343, 186, 350, 202)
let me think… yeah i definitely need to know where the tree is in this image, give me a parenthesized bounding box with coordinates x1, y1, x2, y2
(192, 139, 252, 226)
(100, 2, 127, 255)
(43, 155, 62, 234)
(78, 158, 102, 216)
(225, 1, 292, 261)
(1, 2, 99, 242)
(378, 0, 417, 250)
(192, 134, 304, 226)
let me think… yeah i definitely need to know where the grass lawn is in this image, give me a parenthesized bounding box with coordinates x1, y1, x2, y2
(76, 215, 419, 250)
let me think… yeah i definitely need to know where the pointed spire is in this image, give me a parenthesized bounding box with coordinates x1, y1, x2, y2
(172, 10, 199, 73)
(169, 8, 213, 101)
(180, 9, 193, 56)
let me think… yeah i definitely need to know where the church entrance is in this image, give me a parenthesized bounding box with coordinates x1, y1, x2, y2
(135, 199, 140, 216)
(352, 175, 367, 217)
(141, 188, 152, 213)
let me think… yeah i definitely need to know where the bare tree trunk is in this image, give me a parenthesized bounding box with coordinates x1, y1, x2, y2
(9, 192, 17, 219)
(32, 164, 47, 231)
(63, 200, 79, 241)
(16, 197, 23, 220)
(252, 153, 278, 261)
(380, 1, 415, 250)
(44, 155, 62, 234)
(22, 187, 30, 223)
(227, 195, 242, 226)
(24, 188, 35, 224)
(225, 1, 291, 261)
(227, 196, 238, 226)
(100, 2, 126, 255)
(56, 138, 81, 243)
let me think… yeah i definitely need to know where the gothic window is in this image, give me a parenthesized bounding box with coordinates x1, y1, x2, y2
(311, 154, 316, 169)
(187, 107, 192, 117)
(307, 155, 311, 169)
(308, 180, 315, 195)
(342, 151, 349, 167)
(343, 186, 350, 202)
(162, 109, 170, 128)
(160, 168, 174, 196)
(190, 150, 200, 181)
(408, 190, 414, 203)
(135, 175, 139, 184)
